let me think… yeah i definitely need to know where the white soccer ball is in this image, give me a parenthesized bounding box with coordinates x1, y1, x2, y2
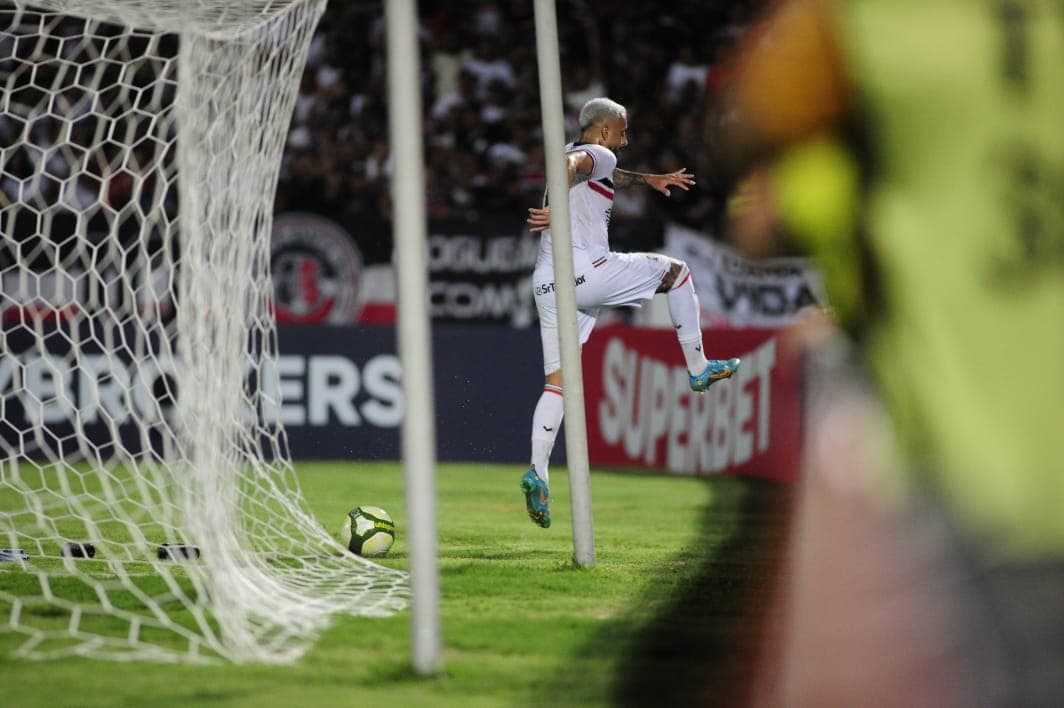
(339, 506, 395, 557)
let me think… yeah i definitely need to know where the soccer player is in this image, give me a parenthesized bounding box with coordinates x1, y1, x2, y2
(720, 0, 1064, 704)
(520, 97, 740, 528)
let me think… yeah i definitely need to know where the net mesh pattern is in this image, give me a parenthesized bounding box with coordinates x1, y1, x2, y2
(0, 1, 408, 664)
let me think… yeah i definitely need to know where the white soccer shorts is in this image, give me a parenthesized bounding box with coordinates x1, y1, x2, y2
(533, 250, 674, 375)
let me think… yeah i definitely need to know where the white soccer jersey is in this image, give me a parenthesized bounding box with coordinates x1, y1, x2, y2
(532, 141, 676, 374)
(538, 141, 616, 264)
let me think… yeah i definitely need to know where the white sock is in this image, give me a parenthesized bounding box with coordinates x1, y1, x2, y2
(530, 384, 563, 485)
(666, 268, 708, 376)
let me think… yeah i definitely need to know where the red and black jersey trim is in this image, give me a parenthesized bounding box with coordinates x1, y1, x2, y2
(592, 256, 608, 268)
(587, 179, 614, 200)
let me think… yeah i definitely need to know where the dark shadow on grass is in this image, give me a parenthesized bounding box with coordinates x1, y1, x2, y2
(531, 476, 793, 707)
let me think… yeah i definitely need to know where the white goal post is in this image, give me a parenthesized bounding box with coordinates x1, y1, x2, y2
(0, 0, 409, 664)
(384, 0, 442, 677)
(532, 0, 595, 568)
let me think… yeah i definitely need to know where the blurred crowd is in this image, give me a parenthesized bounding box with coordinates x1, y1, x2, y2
(275, 0, 768, 248)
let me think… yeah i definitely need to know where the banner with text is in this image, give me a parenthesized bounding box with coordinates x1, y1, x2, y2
(582, 324, 803, 481)
(665, 222, 826, 328)
(0, 322, 802, 478)
(269, 213, 538, 326)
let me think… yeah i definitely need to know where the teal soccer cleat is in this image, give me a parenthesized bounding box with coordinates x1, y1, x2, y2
(520, 468, 551, 528)
(690, 357, 741, 393)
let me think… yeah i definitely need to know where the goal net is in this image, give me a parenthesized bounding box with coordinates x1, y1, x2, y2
(0, 0, 408, 664)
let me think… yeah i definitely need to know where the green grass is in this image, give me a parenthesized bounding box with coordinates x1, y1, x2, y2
(0, 462, 787, 707)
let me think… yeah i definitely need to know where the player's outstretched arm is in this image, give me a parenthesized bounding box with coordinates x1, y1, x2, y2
(614, 168, 695, 196)
(528, 166, 697, 230)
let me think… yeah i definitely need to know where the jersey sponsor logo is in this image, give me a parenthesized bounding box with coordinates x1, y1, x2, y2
(271, 213, 362, 324)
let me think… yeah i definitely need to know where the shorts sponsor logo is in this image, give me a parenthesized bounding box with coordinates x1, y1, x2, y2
(534, 275, 586, 297)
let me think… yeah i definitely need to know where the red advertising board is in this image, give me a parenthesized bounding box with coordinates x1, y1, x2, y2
(581, 324, 803, 481)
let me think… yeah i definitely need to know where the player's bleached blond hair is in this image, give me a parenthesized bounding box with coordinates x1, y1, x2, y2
(578, 97, 627, 131)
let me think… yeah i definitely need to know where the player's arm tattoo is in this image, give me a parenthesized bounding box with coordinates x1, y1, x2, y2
(568, 151, 593, 186)
(613, 169, 650, 188)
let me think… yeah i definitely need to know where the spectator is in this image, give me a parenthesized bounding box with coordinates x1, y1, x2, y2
(273, 1, 764, 246)
(461, 37, 517, 100)
(665, 45, 708, 102)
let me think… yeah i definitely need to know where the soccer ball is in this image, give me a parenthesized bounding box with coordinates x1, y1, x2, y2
(340, 506, 395, 557)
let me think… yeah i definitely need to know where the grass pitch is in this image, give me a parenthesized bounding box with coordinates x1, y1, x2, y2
(0, 462, 787, 707)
